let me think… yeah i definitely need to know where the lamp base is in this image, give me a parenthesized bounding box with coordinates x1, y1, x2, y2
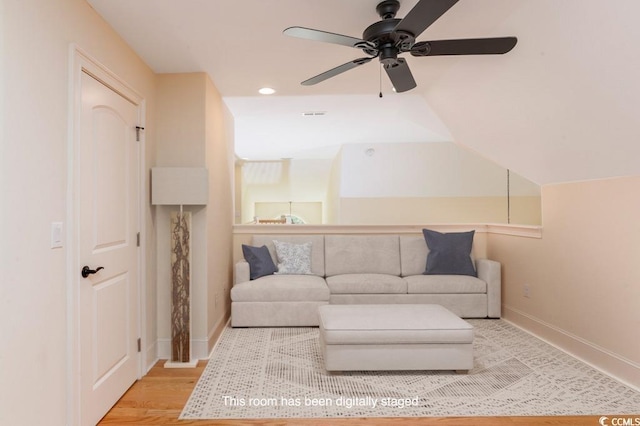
(164, 359, 199, 369)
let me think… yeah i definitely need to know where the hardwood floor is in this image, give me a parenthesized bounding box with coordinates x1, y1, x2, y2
(99, 360, 601, 425)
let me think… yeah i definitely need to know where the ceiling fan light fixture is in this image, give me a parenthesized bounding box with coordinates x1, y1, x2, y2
(258, 87, 276, 95)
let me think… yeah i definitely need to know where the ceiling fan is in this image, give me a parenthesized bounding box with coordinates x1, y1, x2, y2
(283, 0, 517, 92)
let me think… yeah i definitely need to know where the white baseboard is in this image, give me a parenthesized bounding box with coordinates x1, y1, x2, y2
(145, 340, 159, 373)
(164, 359, 199, 369)
(157, 311, 231, 361)
(503, 305, 640, 391)
(156, 339, 169, 360)
(157, 337, 210, 360)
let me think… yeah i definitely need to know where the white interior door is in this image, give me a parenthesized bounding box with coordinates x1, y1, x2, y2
(78, 71, 140, 425)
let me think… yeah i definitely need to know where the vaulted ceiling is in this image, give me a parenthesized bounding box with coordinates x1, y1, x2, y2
(87, 0, 640, 185)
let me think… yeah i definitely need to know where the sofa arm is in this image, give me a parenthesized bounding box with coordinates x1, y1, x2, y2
(477, 259, 501, 318)
(234, 260, 250, 286)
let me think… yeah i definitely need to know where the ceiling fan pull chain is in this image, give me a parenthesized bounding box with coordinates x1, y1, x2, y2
(379, 63, 383, 98)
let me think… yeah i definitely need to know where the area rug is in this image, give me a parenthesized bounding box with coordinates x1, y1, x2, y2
(180, 320, 640, 419)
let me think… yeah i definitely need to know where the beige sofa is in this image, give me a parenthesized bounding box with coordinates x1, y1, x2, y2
(231, 234, 501, 327)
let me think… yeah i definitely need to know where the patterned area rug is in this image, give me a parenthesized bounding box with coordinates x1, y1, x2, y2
(181, 320, 640, 419)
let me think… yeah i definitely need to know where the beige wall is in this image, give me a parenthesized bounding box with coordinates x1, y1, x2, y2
(204, 75, 234, 352)
(239, 158, 332, 224)
(488, 176, 640, 388)
(237, 143, 541, 226)
(0, 0, 157, 425)
(155, 73, 233, 358)
(325, 149, 343, 224)
(338, 196, 541, 225)
(156, 73, 206, 166)
(338, 142, 510, 198)
(255, 201, 323, 224)
(331, 142, 541, 225)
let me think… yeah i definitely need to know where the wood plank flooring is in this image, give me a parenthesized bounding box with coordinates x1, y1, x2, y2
(99, 360, 601, 425)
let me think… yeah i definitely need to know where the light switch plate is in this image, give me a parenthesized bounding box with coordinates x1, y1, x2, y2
(51, 222, 63, 248)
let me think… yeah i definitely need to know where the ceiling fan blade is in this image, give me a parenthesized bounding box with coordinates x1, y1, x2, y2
(284, 26, 366, 48)
(394, 0, 458, 38)
(411, 37, 517, 56)
(384, 58, 416, 93)
(301, 57, 374, 86)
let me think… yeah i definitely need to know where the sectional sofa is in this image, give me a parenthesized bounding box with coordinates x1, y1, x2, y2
(231, 233, 501, 327)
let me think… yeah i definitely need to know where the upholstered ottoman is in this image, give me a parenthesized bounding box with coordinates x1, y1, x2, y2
(318, 304, 474, 372)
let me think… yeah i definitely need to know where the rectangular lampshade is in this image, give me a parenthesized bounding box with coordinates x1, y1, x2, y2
(151, 167, 209, 205)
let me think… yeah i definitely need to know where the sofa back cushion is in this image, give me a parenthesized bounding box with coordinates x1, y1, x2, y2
(400, 236, 430, 277)
(252, 235, 325, 276)
(400, 235, 477, 277)
(325, 235, 401, 277)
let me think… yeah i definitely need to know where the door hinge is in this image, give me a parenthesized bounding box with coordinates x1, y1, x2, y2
(136, 232, 140, 247)
(135, 126, 145, 142)
(137, 338, 141, 353)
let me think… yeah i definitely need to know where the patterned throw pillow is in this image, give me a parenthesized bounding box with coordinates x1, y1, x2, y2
(273, 240, 313, 275)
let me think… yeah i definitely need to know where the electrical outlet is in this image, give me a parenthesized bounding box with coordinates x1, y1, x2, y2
(523, 284, 531, 298)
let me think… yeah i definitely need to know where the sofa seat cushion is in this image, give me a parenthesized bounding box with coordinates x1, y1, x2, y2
(405, 274, 486, 294)
(326, 274, 407, 294)
(231, 274, 329, 302)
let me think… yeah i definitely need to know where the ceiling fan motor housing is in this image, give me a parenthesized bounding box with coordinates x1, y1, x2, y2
(363, 17, 415, 65)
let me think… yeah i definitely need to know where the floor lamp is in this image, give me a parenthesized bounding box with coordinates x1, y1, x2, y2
(152, 167, 208, 368)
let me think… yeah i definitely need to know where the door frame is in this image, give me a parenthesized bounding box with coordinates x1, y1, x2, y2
(66, 44, 147, 425)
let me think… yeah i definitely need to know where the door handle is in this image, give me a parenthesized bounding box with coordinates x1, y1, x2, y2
(81, 265, 104, 278)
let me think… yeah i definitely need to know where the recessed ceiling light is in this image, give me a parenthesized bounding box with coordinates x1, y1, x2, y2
(259, 87, 275, 95)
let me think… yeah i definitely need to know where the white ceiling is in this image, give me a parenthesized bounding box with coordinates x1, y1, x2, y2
(226, 94, 452, 160)
(86, 0, 640, 185)
(85, 0, 505, 160)
(87, 0, 459, 96)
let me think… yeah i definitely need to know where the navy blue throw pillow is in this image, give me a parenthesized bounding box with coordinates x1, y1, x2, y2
(242, 244, 277, 280)
(422, 229, 477, 277)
